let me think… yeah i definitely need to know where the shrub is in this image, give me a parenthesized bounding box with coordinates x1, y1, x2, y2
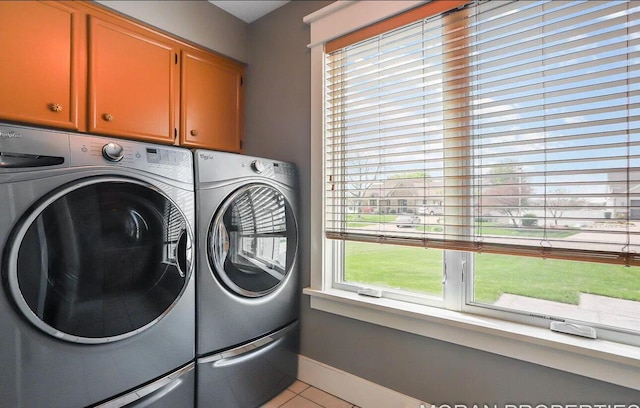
(521, 213, 538, 227)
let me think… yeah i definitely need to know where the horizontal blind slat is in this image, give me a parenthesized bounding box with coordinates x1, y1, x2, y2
(325, 0, 639, 264)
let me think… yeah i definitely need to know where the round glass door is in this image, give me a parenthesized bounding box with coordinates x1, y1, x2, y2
(208, 184, 298, 298)
(5, 177, 192, 344)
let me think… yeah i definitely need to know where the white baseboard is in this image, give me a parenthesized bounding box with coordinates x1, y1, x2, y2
(297, 355, 430, 408)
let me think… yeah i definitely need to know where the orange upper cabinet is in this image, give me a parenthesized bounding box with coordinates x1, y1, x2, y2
(1, 2, 244, 150)
(0, 1, 84, 130)
(88, 16, 178, 143)
(180, 50, 245, 152)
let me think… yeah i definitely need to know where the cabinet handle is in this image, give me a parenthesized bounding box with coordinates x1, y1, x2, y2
(49, 103, 63, 113)
(103, 113, 114, 122)
(190, 129, 199, 136)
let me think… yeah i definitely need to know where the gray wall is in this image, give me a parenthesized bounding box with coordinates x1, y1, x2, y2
(96, 0, 248, 63)
(245, 1, 640, 405)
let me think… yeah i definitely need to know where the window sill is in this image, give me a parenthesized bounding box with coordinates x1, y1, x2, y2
(303, 287, 640, 391)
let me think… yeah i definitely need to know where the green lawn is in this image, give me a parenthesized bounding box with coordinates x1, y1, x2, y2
(344, 241, 443, 296)
(477, 226, 577, 239)
(474, 254, 640, 304)
(344, 241, 640, 304)
(345, 217, 578, 239)
(346, 214, 397, 228)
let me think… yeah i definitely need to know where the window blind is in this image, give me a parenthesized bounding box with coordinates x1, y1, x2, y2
(325, 0, 468, 53)
(325, 0, 640, 266)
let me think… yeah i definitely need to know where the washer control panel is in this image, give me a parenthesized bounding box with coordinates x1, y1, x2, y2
(0, 124, 193, 184)
(71, 135, 193, 183)
(102, 142, 124, 162)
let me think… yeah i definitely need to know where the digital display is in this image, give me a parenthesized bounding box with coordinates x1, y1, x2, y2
(146, 148, 160, 163)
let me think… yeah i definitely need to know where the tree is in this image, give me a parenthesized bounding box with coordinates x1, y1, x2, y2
(547, 189, 587, 226)
(389, 171, 430, 179)
(480, 163, 531, 227)
(342, 158, 380, 213)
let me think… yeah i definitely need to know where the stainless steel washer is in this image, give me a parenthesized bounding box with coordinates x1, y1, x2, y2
(0, 123, 195, 407)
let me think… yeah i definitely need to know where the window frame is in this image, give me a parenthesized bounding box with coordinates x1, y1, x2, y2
(305, 0, 640, 392)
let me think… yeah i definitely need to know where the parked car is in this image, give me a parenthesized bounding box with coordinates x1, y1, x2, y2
(395, 215, 421, 227)
(416, 206, 443, 215)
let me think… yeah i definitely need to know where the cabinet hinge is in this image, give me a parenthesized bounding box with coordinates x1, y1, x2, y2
(240, 76, 243, 86)
(240, 140, 243, 150)
(175, 53, 178, 65)
(174, 128, 177, 140)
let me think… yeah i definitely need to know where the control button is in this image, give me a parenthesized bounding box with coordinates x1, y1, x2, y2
(81, 146, 88, 153)
(102, 142, 124, 162)
(251, 160, 266, 173)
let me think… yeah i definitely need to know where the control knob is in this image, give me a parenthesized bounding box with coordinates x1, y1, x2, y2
(102, 142, 124, 162)
(251, 160, 266, 173)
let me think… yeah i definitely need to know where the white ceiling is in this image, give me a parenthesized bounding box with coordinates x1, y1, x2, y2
(208, 1, 290, 23)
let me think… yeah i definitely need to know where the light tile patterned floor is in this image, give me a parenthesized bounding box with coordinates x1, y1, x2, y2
(260, 380, 360, 408)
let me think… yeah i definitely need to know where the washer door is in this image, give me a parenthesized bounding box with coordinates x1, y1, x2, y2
(208, 184, 297, 298)
(5, 177, 192, 344)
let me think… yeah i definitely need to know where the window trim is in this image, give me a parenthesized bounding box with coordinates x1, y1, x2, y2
(303, 287, 640, 392)
(306, 0, 640, 392)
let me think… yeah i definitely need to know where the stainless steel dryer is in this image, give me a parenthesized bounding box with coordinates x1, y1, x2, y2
(0, 123, 195, 407)
(194, 149, 299, 408)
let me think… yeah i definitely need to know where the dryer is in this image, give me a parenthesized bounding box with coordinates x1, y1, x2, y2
(194, 149, 299, 407)
(0, 124, 195, 407)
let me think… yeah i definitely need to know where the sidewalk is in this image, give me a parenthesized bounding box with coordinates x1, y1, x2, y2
(494, 293, 640, 332)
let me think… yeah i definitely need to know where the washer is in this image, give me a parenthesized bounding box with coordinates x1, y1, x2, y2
(194, 149, 299, 407)
(0, 123, 195, 407)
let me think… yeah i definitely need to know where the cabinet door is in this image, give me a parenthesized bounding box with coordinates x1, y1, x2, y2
(89, 16, 177, 143)
(180, 50, 244, 152)
(0, 1, 83, 130)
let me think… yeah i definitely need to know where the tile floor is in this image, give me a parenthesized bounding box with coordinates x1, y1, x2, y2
(260, 380, 359, 408)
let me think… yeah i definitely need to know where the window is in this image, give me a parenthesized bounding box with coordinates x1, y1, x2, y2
(323, 0, 640, 344)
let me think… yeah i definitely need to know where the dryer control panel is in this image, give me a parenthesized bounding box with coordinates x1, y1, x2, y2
(249, 159, 296, 176)
(239, 157, 297, 184)
(195, 149, 297, 188)
(272, 161, 296, 177)
(250, 159, 266, 173)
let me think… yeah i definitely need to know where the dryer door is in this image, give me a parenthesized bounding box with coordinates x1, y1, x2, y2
(5, 177, 193, 344)
(208, 183, 298, 298)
